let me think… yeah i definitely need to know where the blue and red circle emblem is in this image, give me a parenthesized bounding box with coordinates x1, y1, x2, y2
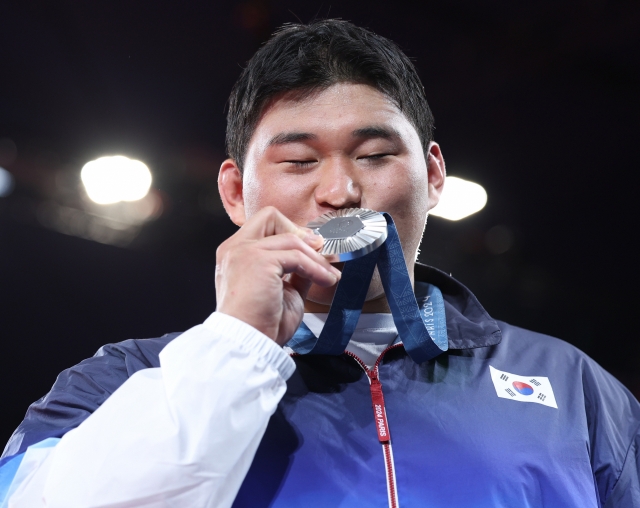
(512, 381, 534, 396)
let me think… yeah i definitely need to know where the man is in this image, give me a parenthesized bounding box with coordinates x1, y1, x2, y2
(1, 19, 639, 508)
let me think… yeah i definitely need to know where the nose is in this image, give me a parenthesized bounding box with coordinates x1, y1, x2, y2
(314, 156, 362, 210)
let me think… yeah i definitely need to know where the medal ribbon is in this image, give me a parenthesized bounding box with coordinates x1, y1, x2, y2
(287, 213, 448, 363)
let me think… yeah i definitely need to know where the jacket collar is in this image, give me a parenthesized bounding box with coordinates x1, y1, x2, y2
(414, 263, 502, 350)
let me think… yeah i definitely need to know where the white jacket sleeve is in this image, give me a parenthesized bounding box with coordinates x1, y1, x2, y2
(8, 312, 296, 508)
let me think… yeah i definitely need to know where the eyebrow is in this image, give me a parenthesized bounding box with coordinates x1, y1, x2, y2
(351, 125, 401, 141)
(267, 132, 318, 147)
(266, 125, 402, 148)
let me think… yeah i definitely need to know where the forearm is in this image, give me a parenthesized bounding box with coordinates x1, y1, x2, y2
(7, 312, 295, 508)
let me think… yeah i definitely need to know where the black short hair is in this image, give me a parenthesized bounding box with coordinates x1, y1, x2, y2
(226, 19, 434, 172)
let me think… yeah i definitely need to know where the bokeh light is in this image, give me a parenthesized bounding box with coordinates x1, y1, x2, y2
(430, 176, 487, 221)
(0, 167, 15, 197)
(81, 156, 152, 205)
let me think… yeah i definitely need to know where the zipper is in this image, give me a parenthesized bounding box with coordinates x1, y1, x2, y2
(345, 344, 403, 508)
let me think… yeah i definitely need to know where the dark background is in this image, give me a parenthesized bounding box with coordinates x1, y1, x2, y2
(1, 0, 639, 448)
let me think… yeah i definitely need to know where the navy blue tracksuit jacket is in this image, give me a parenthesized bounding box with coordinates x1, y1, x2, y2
(2, 264, 639, 507)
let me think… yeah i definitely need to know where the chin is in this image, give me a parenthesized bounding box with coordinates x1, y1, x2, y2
(306, 270, 386, 308)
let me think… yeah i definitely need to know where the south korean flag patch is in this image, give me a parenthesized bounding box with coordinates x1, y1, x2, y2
(489, 366, 558, 409)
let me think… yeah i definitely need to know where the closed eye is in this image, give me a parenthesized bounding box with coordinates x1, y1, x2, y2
(285, 160, 317, 168)
(358, 153, 393, 165)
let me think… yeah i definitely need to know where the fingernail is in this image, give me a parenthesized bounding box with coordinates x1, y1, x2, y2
(327, 271, 339, 284)
(304, 229, 323, 246)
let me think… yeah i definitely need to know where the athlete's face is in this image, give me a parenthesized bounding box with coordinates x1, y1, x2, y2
(220, 83, 445, 309)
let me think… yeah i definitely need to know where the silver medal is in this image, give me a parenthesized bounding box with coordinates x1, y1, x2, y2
(307, 208, 388, 262)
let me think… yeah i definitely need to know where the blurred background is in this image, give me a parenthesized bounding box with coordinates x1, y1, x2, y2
(1, 0, 639, 446)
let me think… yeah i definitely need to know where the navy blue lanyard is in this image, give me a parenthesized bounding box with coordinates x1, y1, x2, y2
(287, 213, 448, 364)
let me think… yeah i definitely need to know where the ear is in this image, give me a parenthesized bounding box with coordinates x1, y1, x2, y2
(218, 158, 247, 226)
(426, 142, 446, 211)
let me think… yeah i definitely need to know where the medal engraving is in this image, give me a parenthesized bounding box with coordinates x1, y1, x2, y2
(318, 216, 365, 239)
(307, 208, 387, 262)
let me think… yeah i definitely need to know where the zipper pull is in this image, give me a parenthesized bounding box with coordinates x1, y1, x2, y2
(369, 373, 391, 443)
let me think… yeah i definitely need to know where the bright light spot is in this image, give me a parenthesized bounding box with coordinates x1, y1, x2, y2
(0, 167, 15, 197)
(430, 176, 487, 221)
(81, 156, 152, 205)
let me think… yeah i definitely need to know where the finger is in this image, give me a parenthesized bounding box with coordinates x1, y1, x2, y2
(239, 206, 323, 249)
(285, 272, 313, 302)
(253, 234, 340, 276)
(269, 249, 339, 287)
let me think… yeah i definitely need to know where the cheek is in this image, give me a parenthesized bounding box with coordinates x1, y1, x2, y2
(241, 177, 265, 218)
(377, 165, 428, 216)
(405, 161, 430, 212)
(377, 163, 429, 252)
(242, 171, 314, 223)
